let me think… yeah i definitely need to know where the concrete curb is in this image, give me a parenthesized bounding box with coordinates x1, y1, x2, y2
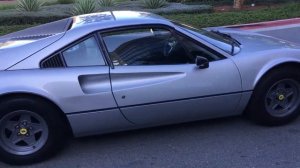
(225, 18, 300, 30)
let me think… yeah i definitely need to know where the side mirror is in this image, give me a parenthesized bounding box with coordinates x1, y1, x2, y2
(196, 56, 209, 69)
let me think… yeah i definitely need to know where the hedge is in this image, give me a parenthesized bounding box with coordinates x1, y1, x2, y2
(163, 3, 300, 28)
(101, 2, 212, 15)
(0, 3, 212, 25)
(0, 4, 70, 25)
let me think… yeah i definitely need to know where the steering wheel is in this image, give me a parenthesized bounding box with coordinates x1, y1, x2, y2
(163, 38, 178, 57)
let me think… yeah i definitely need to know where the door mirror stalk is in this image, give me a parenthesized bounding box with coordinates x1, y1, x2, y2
(196, 56, 209, 69)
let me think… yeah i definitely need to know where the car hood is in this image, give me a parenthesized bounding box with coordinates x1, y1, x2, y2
(210, 27, 300, 54)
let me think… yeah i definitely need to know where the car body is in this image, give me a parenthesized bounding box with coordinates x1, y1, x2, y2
(0, 11, 299, 164)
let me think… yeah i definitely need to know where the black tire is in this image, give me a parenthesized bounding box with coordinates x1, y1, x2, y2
(0, 96, 68, 165)
(246, 66, 300, 126)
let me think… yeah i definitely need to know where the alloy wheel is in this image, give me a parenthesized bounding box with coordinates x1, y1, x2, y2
(265, 79, 300, 117)
(0, 110, 48, 155)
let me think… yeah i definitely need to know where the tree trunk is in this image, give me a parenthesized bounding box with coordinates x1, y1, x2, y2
(233, 0, 245, 9)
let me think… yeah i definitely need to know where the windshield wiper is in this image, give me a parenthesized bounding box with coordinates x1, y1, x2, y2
(211, 30, 241, 55)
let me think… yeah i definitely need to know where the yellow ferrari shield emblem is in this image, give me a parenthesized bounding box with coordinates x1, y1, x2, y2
(19, 128, 28, 135)
(278, 95, 285, 101)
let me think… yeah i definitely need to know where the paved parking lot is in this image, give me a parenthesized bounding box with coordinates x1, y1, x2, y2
(2, 19, 300, 168)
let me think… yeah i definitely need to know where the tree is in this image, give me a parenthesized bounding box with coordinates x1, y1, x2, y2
(233, 0, 245, 9)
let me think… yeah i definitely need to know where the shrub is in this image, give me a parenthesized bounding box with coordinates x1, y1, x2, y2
(71, 0, 96, 15)
(17, 0, 44, 11)
(144, 0, 166, 9)
(98, 0, 115, 7)
(0, 6, 69, 25)
(57, 0, 75, 4)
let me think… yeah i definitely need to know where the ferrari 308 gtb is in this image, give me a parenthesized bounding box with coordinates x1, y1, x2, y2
(0, 11, 299, 164)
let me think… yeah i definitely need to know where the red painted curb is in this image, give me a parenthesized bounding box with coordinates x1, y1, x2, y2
(227, 18, 300, 30)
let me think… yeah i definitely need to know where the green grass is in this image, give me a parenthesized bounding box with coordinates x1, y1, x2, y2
(163, 3, 300, 28)
(182, 0, 300, 6)
(0, 4, 16, 10)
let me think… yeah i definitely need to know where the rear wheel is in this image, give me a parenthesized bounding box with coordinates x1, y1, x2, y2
(0, 97, 68, 165)
(247, 67, 300, 125)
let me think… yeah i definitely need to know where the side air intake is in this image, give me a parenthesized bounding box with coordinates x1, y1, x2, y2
(41, 54, 64, 68)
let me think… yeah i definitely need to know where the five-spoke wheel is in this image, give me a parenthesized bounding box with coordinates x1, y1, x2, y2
(247, 66, 300, 125)
(265, 79, 300, 117)
(0, 96, 68, 165)
(0, 110, 49, 156)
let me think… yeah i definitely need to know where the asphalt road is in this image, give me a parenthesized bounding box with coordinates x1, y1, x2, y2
(2, 116, 300, 168)
(0, 117, 300, 168)
(2, 21, 300, 168)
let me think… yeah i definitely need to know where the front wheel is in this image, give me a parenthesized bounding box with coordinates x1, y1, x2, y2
(247, 67, 300, 125)
(0, 97, 67, 165)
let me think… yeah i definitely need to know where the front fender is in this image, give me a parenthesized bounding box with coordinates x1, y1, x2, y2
(254, 58, 300, 88)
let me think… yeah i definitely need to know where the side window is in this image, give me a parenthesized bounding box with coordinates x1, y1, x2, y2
(101, 27, 220, 66)
(62, 36, 105, 67)
(178, 35, 223, 62)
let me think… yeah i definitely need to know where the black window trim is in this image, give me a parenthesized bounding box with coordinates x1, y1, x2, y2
(96, 24, 227, 68)
(173, 29, 226, 60)
(40, 24, 227, 69)
(40, 52, 67, 68)
(95, 33, 114, 69)
(40, 33, 108, 68)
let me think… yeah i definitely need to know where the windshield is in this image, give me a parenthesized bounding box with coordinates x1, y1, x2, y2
(174, 22, 237, 54)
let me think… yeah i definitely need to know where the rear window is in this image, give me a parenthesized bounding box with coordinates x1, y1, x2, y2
(0, 18, 72, 40)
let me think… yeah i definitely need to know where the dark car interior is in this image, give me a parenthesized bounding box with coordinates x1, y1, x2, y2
(103, 28, 218, 66)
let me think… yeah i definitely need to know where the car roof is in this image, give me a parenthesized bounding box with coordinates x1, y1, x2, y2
(70, 11, 171, 30)
(0, 11, 169, 43)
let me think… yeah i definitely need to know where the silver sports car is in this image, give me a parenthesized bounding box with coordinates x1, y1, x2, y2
(0, 11, 299, 164)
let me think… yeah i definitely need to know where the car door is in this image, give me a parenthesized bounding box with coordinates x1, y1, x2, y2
(100, 26, 242, 126)
(40, 35, 133, 136)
